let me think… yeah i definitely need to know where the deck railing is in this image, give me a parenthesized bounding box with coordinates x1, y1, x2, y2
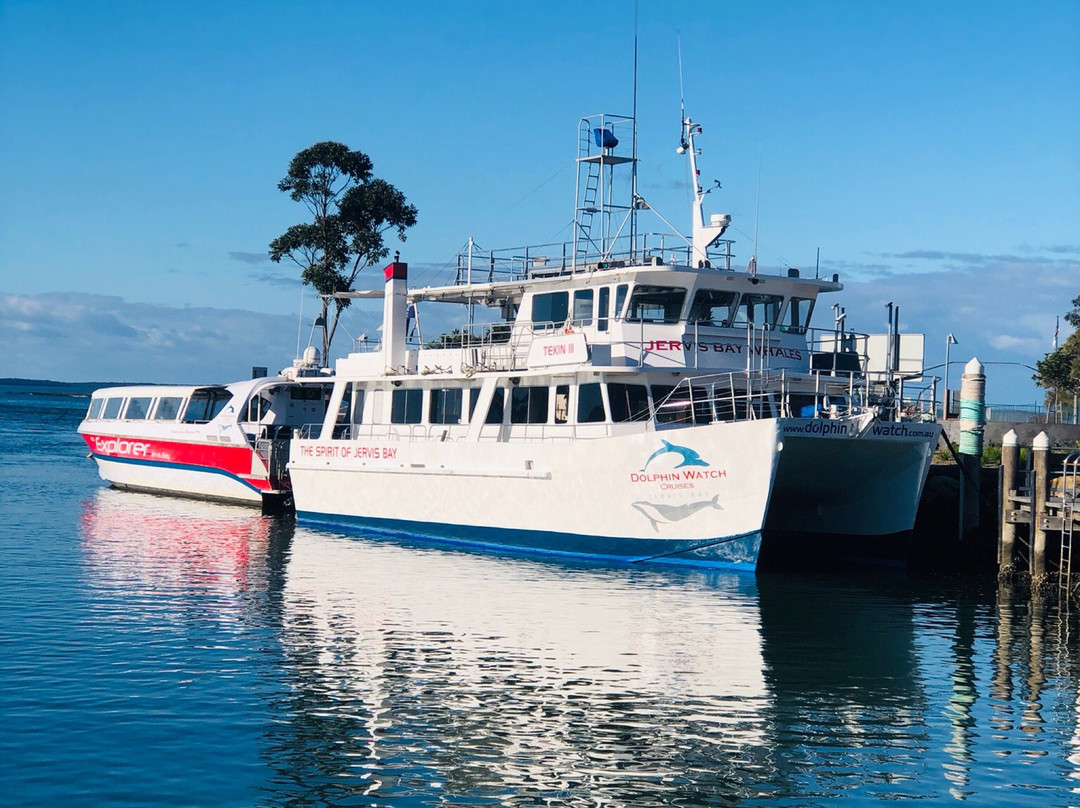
(454, 232, 737, 284)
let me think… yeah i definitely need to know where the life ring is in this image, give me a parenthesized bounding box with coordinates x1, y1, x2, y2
(564, 325, 574, 335)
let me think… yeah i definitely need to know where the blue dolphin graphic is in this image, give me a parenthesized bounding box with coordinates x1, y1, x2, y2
(640, 439, 709, 472)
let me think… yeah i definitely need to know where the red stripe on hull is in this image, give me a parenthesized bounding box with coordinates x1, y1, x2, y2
(81, 433, 278, 492)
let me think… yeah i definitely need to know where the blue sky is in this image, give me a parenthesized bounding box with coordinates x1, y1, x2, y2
(1, 1, 1077, 403)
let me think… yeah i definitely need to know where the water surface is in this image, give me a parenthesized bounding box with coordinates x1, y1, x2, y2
(1, 384, 1078, 806)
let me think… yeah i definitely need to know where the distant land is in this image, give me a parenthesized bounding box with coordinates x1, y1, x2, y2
(0, 378, 151, 397)
(1, 378, 149, 387)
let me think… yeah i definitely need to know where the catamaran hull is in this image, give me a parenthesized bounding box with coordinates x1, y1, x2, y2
(291, 419, 783, 570)
(290, 418, 940, 570)
(760, 419, 941, 568)
(81, 433, 280, 506)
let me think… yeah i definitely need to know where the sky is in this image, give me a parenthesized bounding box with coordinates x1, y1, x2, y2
(1, 1, 1077, 404)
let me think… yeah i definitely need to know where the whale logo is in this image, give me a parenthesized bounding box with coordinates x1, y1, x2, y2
(631, 496, 723, 532)
(640, 440, 709, 472)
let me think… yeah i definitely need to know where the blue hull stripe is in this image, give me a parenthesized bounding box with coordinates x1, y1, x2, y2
(91, 453, 266, 495)
(296, 510, 761, 571)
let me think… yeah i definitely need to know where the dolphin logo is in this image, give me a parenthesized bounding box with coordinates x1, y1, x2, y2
(631, 496, 723, 532)
(640, 439, 709, 472)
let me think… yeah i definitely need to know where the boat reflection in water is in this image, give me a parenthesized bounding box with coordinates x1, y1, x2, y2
(74, 494, 1080, 804)
(79, 487, 293, 624)
(275, 530, 774, 804)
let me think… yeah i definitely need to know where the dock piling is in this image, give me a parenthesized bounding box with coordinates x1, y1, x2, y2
(958, 358, 985, 541)
(999, 429, 1018, 573)
(1032, 431, 1051, 584)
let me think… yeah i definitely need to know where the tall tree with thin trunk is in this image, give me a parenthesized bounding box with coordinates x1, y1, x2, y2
(1033, 294, 1080, 415)
(269, 142, 417, 365)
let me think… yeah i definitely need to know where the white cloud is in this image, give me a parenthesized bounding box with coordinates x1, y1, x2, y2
(0, 293, 302, 384)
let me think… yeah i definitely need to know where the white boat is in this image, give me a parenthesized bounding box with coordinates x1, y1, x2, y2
(77, 353, 332, 507)
(286, 111, 941, 571)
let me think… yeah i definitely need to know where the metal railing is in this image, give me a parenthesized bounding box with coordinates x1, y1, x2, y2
(454, 232, 736, 284)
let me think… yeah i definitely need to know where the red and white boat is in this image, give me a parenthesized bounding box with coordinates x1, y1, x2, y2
(78, 357, 332, 508)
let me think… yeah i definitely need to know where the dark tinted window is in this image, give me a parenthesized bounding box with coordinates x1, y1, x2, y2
(510, 386, 549, 424)
(391, 389, 423, 424)
(577, 383, 606, 423)
(429, 388, 463, 424)
(688, 289, 738, 326)
(608, 383, 650, 422)
(182, 389, 233, 423)
(485, 388, 505, 424)
(531, 292, 569, 329)
(626, 285, 686, 324)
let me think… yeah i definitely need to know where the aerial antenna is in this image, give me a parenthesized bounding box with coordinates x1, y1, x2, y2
(677, 32, 686, 141)
(750, 148, 761, 275)
(631, 0, 639, 259)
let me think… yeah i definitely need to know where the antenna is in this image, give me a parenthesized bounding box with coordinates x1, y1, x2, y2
(677, 32, 686, 147)
(752, 148, 761, 273)
(631, 0, 639, 259)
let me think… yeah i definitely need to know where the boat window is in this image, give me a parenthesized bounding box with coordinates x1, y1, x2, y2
(87, 398, 104, 420)
(614, 284, 628, 319)
(688, 289, 739, 326)
(153, 397, 183, 421)
(102, 397, 124, 420)
(597, 287, 610, 332)
(780, 297, 815, 334)
(485, 388, 505, 424)
(651, 385, 712, 425)
(531, 291, 569, 330)
(124, 397, 153, 420)
(732, 293, 783, 328)
(510, 385, 549, 424)
(572, 289, 593, 327)
(182, 388, 233, 423)
(626, 285, 686, 324)
(429, 388, 463, 424)
(391, 388, 423, 424)
(246, 395, 272, 422)
(554, 385, 569, 424)
(468, 388, 481, 419)
(333, 383, 355, 437)
(577, 383, 606, 423)
(608, 383, 651, 422)
(290, 386, 324, 401)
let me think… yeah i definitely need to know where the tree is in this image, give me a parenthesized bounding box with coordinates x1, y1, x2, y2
(1033, 294, 1080, 414)
(269, 142, 417, 365)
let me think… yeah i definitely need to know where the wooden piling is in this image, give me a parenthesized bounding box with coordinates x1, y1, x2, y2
(1032, 431, 1050, 583)
(999, 429, 1018, 571)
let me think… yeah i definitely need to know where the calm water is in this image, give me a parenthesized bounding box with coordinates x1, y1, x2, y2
(2, 384, 1080, 807)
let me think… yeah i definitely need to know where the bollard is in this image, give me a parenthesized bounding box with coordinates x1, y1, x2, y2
(958, 358, 985, 540)
(1032, 431, 1050, 581)
(999, 429, 1018, 572)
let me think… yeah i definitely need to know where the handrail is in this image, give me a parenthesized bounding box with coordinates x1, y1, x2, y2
(455, 232, 737, 284)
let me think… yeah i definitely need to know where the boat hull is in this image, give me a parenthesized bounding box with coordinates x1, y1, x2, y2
(81, 433, 279, 506)
(290, 419, 784, 570)
(290, 417, 941, 570)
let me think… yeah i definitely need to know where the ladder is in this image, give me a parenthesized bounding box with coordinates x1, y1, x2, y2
(1060, 450, 1079, 601)
(576, 149, 600, 263)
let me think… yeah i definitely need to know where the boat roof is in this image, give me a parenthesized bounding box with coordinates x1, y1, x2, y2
(340, 263, 844, 308)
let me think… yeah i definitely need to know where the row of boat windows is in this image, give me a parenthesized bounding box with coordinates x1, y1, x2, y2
(336, 381, 764, 429)
(529, 286, 814, 332)
(85, 387, 323, 424)
(86, 389, 233, 424)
